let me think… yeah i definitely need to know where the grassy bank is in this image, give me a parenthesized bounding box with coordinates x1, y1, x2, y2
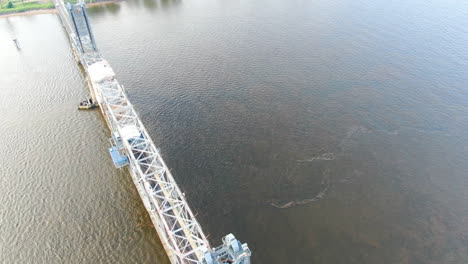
(0, 0, 54, 15)
(0, 0, 109, 15)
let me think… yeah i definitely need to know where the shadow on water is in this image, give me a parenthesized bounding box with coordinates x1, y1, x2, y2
(87, 0, 181, 14)
(87, 3, 122, 16)
(125, 0, 181, 10)
(3, 17, 17, 36)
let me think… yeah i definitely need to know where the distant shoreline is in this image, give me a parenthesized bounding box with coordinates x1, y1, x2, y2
(0, 8, 56, 18)
(0, 0, 120, 18)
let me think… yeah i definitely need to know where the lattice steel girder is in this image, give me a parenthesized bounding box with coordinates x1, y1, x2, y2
(56, 1, 251, 263)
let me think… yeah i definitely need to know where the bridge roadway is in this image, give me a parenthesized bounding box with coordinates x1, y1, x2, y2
(55, 1, 251, 263)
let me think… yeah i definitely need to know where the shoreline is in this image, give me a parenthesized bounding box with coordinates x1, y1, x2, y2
(0, 9, 56, 18)
(0, 0, 120, 18)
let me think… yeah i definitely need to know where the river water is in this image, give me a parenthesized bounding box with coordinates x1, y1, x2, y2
(1, 0, 467, 263)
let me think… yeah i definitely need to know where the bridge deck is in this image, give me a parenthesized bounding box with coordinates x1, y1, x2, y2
(55, 1, 251, 263)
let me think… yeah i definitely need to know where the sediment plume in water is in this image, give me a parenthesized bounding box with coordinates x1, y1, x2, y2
(270, 172, 330, 209)
(296, 152, 336, 162)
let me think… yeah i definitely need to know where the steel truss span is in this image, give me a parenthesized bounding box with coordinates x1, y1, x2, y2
(55, 0, 251, 263)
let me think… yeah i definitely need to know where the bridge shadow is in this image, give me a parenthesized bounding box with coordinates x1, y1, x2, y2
(84, 0, 182, 16)
(86, 2, 122, 16)
(125, 0, 182, 11)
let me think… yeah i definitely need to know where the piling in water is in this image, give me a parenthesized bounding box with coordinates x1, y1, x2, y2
(13, 38, 20, 49)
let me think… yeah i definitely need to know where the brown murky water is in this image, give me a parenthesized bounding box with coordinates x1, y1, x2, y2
(1, 0, 467, 263)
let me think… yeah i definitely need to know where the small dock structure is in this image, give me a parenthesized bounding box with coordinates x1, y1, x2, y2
(55, 1, 251, 263)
